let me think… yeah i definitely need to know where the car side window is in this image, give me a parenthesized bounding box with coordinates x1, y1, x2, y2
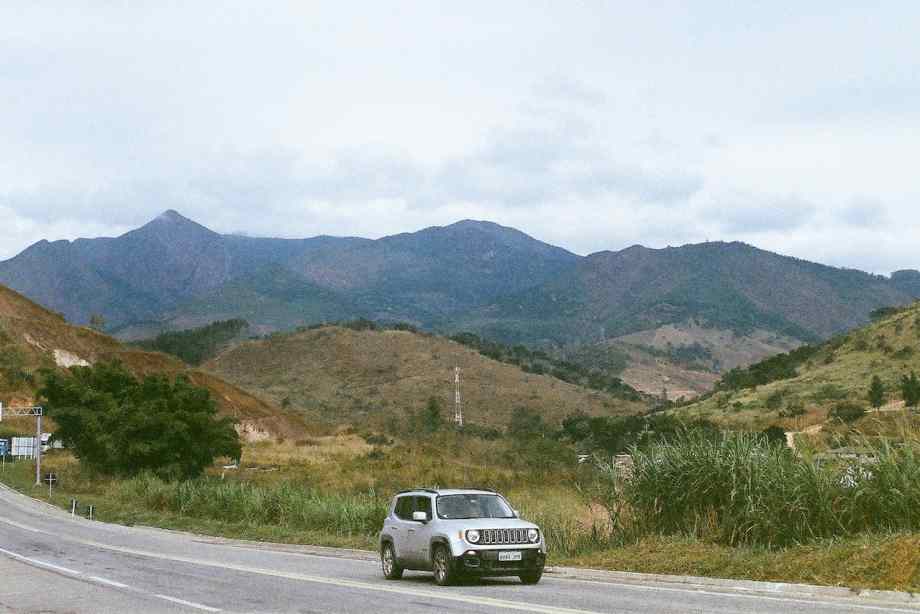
(415, 496, 432, 519)
(395, 496, 413, 520)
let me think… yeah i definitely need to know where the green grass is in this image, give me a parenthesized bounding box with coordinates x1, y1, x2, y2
(619, 430, 920, 547)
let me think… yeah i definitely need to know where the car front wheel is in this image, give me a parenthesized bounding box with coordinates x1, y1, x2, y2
(519, 569, 543, 585)
(381, 543, 403, 580)
(432, 545, 457, 586)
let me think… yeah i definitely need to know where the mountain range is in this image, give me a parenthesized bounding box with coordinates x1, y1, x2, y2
(1, 210, 917, 395)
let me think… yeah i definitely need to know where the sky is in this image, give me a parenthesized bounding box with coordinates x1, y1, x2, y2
(2, 2, 919, 273)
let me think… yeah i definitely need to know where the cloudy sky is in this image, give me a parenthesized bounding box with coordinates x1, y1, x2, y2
(2, 2, 919, 273)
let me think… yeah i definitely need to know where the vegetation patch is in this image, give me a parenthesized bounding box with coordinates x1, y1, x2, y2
(133, 319, 249, 365)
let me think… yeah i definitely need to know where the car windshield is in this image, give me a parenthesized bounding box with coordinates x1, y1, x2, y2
(436, 494, 515, 519)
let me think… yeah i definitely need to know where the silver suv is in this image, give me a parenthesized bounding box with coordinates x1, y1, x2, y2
(379, 488, 546, 586)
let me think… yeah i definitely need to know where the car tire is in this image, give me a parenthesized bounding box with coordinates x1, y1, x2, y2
(381, 543, 404, 580)
(432, 545, 457, 586)
(519, 569, 543, 585)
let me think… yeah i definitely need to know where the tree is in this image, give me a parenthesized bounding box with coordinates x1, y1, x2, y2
(420, 396, 442, 433)
(868, 375, 886, 410)
(508, 406, 546, 440)
(40, 361, 241, 480)
(901, 371, 920, 409)
(89, 314, 106, 331)
(828, 401, 866, 424)
(761, 425, 788, 446)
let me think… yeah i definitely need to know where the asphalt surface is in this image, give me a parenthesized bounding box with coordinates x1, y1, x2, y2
(1, 485, 918, 613)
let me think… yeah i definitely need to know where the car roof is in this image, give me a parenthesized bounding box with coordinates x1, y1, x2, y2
(395, 488, 498, 497)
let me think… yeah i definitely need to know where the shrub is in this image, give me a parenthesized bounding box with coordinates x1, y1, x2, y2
(779, 399, 806, 418)
(761, 425, 787, 445)
(813, 383, 849, 403)
(765, 390, 785, 410)
(829, 401, 866, 423)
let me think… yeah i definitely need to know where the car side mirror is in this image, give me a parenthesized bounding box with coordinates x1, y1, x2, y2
(412, 511, 429, 523)
(513, 509, 520, 518)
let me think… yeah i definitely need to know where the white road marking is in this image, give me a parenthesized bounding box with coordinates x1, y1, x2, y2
(0, 546, 82, 576)
(89, 575, 130, 589)
(154, 594, 222, 612)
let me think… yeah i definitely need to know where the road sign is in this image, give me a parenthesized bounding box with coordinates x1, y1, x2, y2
(0, 439, 9, 457)
(11, 437, 36, 458)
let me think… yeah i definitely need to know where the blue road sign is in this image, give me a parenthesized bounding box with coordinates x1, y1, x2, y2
(0, 439, 9, 456)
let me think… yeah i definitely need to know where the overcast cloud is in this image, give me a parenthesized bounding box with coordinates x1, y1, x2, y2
(1, 2, 919, 273)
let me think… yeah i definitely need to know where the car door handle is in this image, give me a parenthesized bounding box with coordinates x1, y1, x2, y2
(408, 529, 416, 535)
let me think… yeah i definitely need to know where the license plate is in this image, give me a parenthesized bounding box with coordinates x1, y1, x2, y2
(498, 551, 522, 562)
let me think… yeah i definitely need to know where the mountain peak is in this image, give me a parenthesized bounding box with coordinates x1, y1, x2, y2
(134, 210, 216, 238)
(154, 209, 192, 224)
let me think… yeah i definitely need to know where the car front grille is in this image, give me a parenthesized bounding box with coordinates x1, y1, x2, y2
(479, 528, 530, 545)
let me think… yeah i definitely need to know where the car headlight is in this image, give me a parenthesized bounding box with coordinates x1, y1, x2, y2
(466, 529, 481, 544)
(527, 529, 540, 543)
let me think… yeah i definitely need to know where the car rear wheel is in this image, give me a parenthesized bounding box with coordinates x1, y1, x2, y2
(381, 543, 403, 580)
(432, 545, 457, 586)
(519, 569, 543, 585)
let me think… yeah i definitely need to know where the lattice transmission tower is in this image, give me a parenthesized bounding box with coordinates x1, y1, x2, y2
(453, 367, 463, 427)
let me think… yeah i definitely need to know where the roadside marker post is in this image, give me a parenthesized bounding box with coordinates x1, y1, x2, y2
(44, 472, 57, 499)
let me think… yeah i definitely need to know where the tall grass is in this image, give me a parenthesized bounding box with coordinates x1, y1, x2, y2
(620, 430, 920, 547)
(113, 474, 388, 538)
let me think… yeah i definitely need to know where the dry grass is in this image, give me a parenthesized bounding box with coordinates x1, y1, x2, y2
(205, 326, 644, 430)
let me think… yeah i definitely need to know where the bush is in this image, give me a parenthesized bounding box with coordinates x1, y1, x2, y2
(829, 402, 866, 423)
(40, 361, 241, 480)
(779, 399, 806, 418)
(765, 390, 785, 410)
(813, 383, 849, 403)
(508, 406, 547, 440)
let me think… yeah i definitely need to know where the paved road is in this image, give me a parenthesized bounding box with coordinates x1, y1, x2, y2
(1, 486, 917, 614)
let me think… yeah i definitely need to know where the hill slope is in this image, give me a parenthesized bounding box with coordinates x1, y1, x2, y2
(204, 325, 644, 430)
(0, 284, 302, 439)
(679, 301, 920, 429)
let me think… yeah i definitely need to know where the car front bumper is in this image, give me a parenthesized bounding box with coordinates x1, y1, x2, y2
(454, 548, 545, 576)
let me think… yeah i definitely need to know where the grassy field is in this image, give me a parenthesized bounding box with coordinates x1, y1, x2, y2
(3, 430, 920, 593)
